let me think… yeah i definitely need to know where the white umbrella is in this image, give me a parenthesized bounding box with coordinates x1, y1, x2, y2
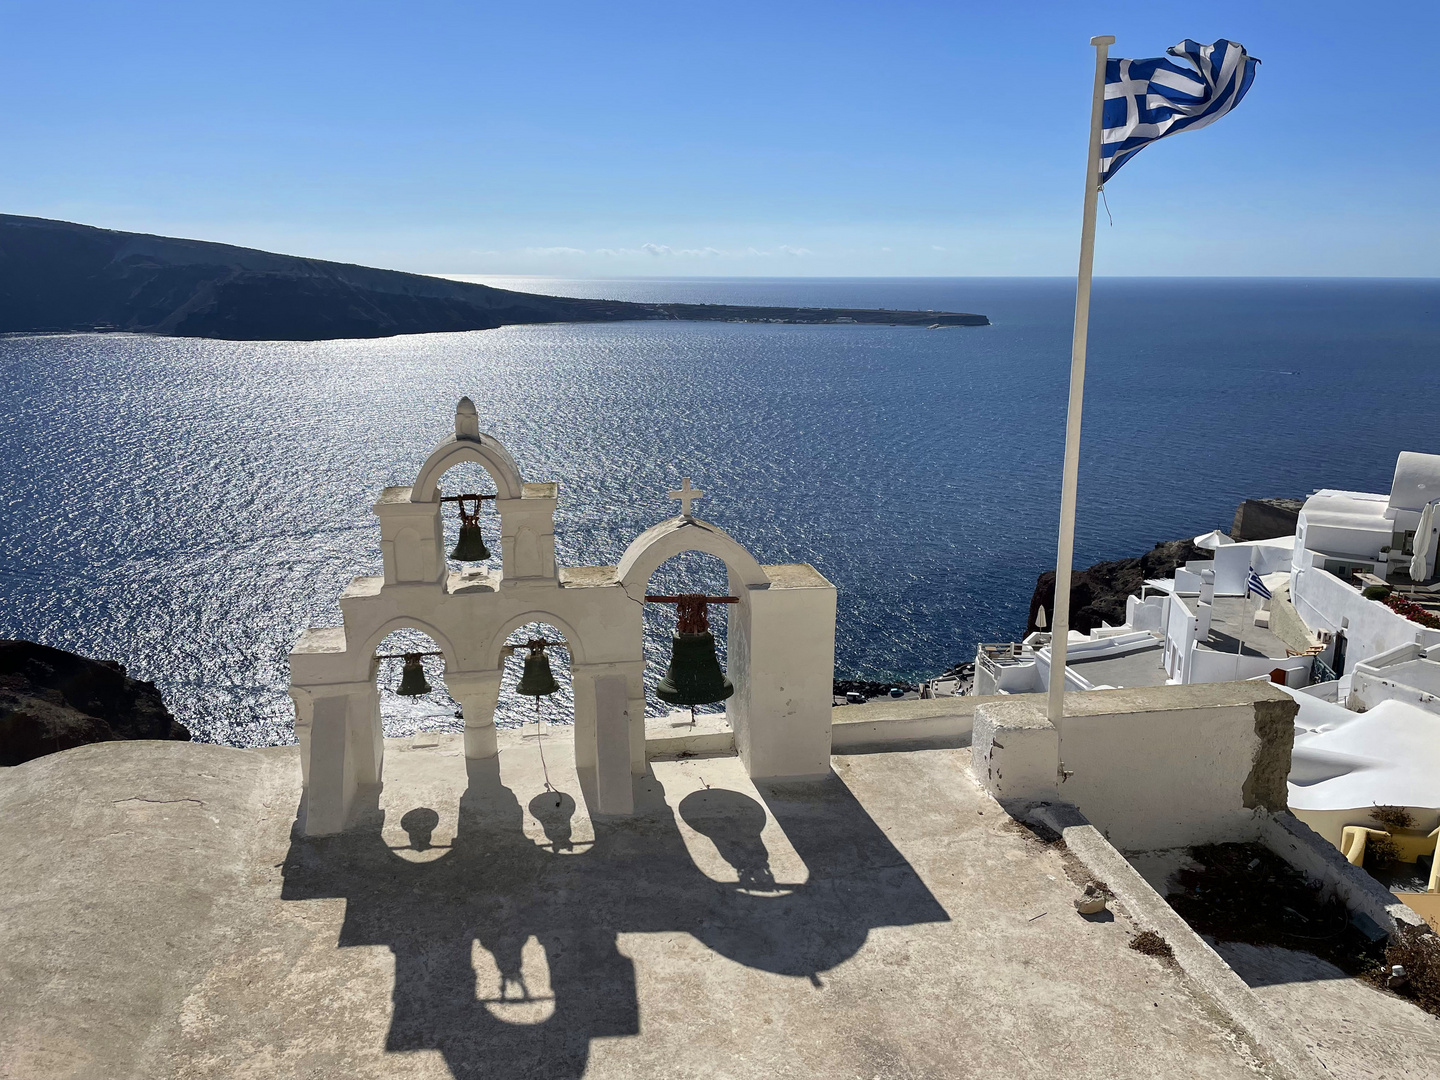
(1411, 499, 1438, 582)
(1193, 529, 1234, 550)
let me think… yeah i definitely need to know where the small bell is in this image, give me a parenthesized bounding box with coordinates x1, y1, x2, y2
(448, 495, 491, 562)
(656, 595, 733, 709)
(396, 653, 432, 696)
(450, 523, 490, 562)
(516, 641, 560, 700)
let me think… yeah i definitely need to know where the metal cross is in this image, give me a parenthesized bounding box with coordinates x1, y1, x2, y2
(668, 477, 705, 518)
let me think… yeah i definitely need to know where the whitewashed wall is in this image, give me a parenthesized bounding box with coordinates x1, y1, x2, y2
(1291, 561, 1440, 672)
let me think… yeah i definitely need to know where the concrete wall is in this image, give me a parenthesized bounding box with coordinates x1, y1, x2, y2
(727, 564, 836, 780)
(1164, 593, 1200, 683)
(971, 682, 1297, 852)
(1187, 648, 1310, 687)
(1211, 538, 1293, 595)
(1349, 645, 1440, 712)
(1126, 593, 1168, 632)
(1267, 582, 1320, 654)
(1261, 812, 1431, 937)
(830, 696, 992, 752)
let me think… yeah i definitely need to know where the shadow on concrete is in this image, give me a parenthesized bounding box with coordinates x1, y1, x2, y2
(281, 760, 948, 1080)
(1211, 940, 1354, 988)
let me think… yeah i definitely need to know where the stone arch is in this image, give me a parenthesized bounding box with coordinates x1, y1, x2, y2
(411, 398, 525, 503)
(353, 616, 463, 684)
(482, 610, 591, 669)
(412, 437, 525, 503)
(617, 517, 770, 597)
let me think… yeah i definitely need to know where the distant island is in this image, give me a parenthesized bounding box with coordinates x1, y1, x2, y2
(0, 215, 989, 341)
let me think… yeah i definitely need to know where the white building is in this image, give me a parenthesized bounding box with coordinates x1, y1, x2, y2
(1289, 451, 1440, 681)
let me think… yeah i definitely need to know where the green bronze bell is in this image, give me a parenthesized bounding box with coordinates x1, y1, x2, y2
(516, 642, 560, 699)
(656, 631, 734, 707)
(449, 523, 490, 562)
(397, 653, 432, 696)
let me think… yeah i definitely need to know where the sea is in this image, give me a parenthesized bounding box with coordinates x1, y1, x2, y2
(2, 277, 1437, 746)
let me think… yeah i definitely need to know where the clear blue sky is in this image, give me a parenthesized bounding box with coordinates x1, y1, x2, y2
(3, 1, 1435, 277)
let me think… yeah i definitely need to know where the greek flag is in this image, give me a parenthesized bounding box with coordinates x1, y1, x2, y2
(1245, 569, 1272, 601)
(1100, 39, 1259, 185)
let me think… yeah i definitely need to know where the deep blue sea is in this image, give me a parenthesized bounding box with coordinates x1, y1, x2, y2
(2, 277, 1437, 746)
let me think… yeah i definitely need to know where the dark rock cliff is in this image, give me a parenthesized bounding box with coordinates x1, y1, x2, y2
(1025, 539, 1214, 638)
(0, 640, 189, 766)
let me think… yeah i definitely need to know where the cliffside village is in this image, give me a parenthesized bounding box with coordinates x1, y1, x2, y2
(959, 450, 1440, 928)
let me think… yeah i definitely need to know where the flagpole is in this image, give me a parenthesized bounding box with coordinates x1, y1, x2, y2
(1047, 34, 1114, 726)
(1235, 592, 1250, 678)
(1235, 568, 1253, 678)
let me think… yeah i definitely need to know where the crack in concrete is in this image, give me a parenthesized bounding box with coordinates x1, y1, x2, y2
(113, 797, 207, 807)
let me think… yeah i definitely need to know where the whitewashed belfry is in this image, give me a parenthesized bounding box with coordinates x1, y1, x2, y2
(288, 398, 838, 835)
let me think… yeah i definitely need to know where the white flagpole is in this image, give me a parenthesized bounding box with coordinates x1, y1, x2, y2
(1234, 568, 1253, 678)
(1047, 34, 1114, 725)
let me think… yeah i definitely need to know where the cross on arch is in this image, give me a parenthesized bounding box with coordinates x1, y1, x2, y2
(668, 477, 705, 518)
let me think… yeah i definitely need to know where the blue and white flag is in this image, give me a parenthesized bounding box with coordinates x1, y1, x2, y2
(1245, 569, 1272, 601)
(1100, 39, 1259, 185)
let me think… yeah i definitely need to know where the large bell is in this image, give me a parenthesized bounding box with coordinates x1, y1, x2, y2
(397, 653, 432, 696)
(449, 523, 490, 562)
(516, 643, 560, 699)
(656, 631, 734, 707)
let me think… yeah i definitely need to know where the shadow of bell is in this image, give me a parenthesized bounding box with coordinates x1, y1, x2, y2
(678, 788, 774, 888)
(399, 807, 441, 851)
(528, 790, 577, 851)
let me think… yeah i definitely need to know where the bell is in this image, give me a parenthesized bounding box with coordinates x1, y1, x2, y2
(516, 643, 560, 698)
(396, 653, 431, 696)
(449, 522, 490, 562)
(656, 631, 734, 707)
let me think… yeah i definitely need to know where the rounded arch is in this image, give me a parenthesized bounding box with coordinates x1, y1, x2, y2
(354, 616, 462, 682)
(617, 517, 770, 595)
(481, 610, 590, 668)
(412, 437, 525, 503)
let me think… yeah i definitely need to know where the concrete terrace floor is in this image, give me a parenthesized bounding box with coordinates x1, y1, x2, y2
(1069, 643, 1169, 688)
(1, 731, 1283, 1080)
(1205, 596, 1291, 659)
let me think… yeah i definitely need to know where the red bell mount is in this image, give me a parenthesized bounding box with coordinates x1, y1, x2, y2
(373, 650, 444, 660)
(644, 593, 738, 634)
(441, 491, 496, 527)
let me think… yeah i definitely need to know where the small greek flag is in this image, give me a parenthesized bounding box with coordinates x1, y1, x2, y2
(1246, 569, 1272, 601)
(1100, 39, 1259, 185)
